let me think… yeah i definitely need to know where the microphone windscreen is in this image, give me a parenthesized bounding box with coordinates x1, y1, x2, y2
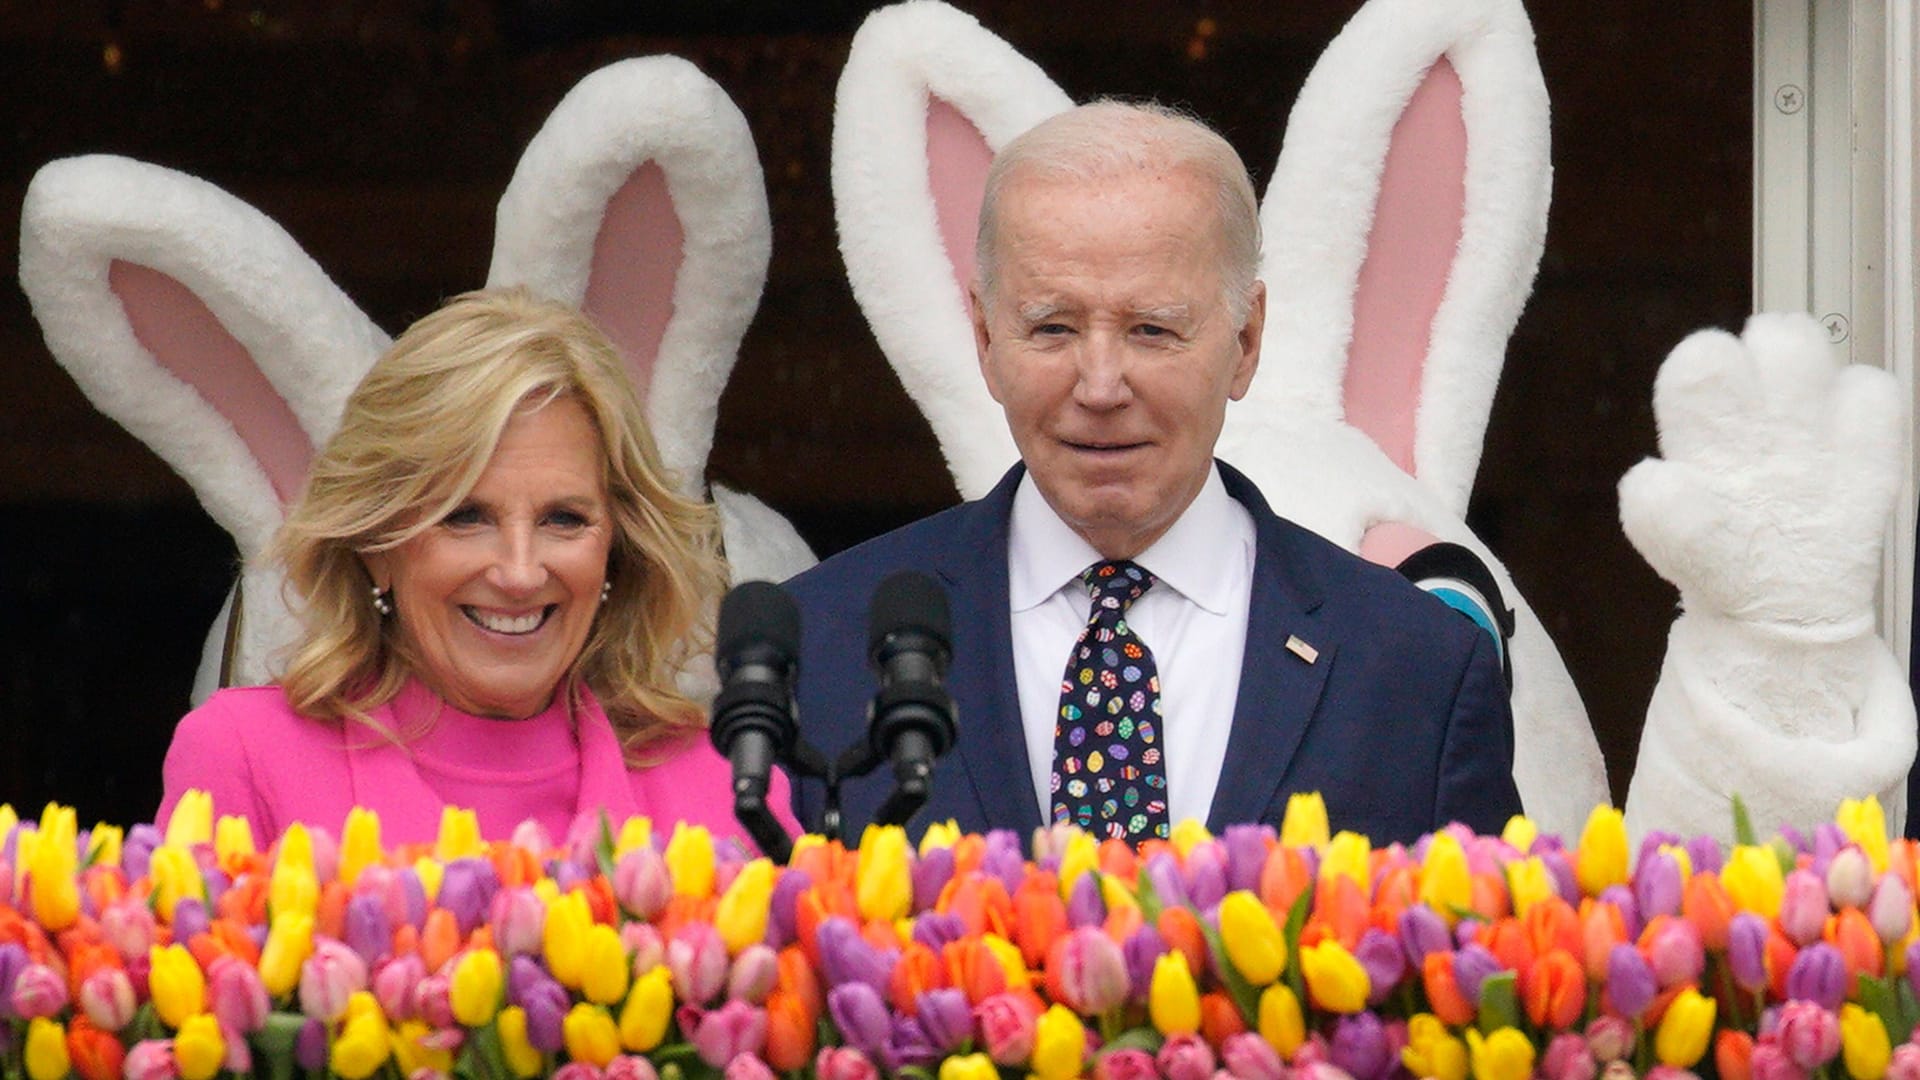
(868, 570, 951, 657)
(717, 580, 801, 663)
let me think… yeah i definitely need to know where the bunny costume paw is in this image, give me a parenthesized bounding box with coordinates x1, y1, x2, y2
(1621, 313, 1915, 840)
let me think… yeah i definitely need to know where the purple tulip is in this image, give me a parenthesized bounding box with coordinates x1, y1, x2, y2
(882, 1014, 941, 1072)
(1777, 999, 1841, 1069)
(1811, 825, 1848, 875)
(1066, 872, 1106, 928)
(1636, 830, 1682, 871)
(906, 848, 951, 917)
(1686, 835, 1724, 875)
(814, 917, 892, 994)
(827, 982, 892, 1057)
(1221, 1031, 1287, 1080)
(1785, 942, 1848, 1010)
(1354, 928, 1405, 1004)
(1144, 852, 1191, 909)
(168, 897, 210, 945)
(122, 824, 161, 880)
(1223, 825, 1273, 894)
(437, 859, 495, 936)
(201, 867, 230, 910)
(1185, 843, 1227, 909)
(614, 846, 672, 921)
(1122, 924, 1168, 1005)
(1541, 849, 1581, 903)
(684, 999, 769, 1069)
(1330, 1012, 1392, 1080)
(916, 988, 973, 1052)
(1605, 943, 1657, 1018)
(1596, 885, 1642, 939)
(295, 1018, 328, 1071)
(1634, 850, 1683, 919)
(1398, 906, 1451, 967)
(1157, 1033, 1217, 1080)
(911, 911, 966, 953)
(0, 943, 29, 1020)
(516, 971, 570, 1052)
(1452, 944, 1502, 1006)
(668, 921, 731, 1004)
(766, 868, 810, 950)
(342, 893, 390, 967)
(1727, 912, 1770, 993)
(393, 867, 429, 930)
(372, 953, 424, 1022)
(1907, 937, 1920, 1001)
(981, 831, 1026, 892)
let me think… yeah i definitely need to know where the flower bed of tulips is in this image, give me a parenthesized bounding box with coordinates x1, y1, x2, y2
(1, 793, 1918, 1080)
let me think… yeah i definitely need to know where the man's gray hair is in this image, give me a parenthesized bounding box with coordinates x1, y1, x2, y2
(973, 99, 1263, 328)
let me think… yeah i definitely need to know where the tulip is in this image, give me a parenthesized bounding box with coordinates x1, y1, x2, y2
(1524, 949, 1586, 1031)
(1831, 906, 1885, 984)
(1779, 871, 1829, 945)
(148, 845, 204, 923)
(1400, 905, 1453, 967)
(172, 1014, 224, 1080)
(1144, 852, 1192, 911)
(827, 981, 893, 1057)
(1711, 1030, 1754, 1080)
(99, 900, 157, 962)
(267, 822, 319, 920)
(10, 963, 67, 1020)
(1148, 950, 1201, 1035)
(1785, 942, 1848, 1010)
(148, 944, 206, 1028)
(1644, 915, 1705, 987)
(440, 859, 497, 938)
(1403, 1014, 1469, 1080)
(817, 1046, 881, 1080)
(814, 918, 889, 995)
(1421, 952, 1474, 1027)
(575, 923, 628, 1006)
(1186, 844, 1229, 910)
(1510, 855, 1556, 917)
(1452, 944, 1502, 1006)
(413, 971, 455, 1029)
(1281, 792, 1330, 850)
(1869, 873, 1914, 944)
(1047, 926, 1130, 1015)
(1301, 938, 1371, 1013)
(1778, 998, 1841, 1069)
(1838, 796, 1892, 872)
(1467, 1027, 1535, 1080)
(1723, 845, 1786, 919)
(1323, 831, 1371, 891)
(1585, 1015, 1635, 1064)
(1257, 983, 1305, 1058)
(205, 957, 269, 1035)
(686, 999, 768, 1069)
(328, 993, 390, 1080)
(1331, 1011, 1392, 1080)
(559, 1002, 620, 1067)
(1355, 927, 1406, 1003)
(23, 1018, 69, 1080)
(1605, 942, 1656, 1018)
(1156, 1033, 1217, 1080)
(726, 943, 779, 1005)
(259, 910, 315, 997)
(1538, 1033, 1594, 1080)
(1727, 912, 1770, 993)
(159, 790, 211, 848)
(913, 987, 972, 1053)
(1421, 832, 1473, 921)
(716, 858, 776, 955)
(1217, 890, 1286, 984)
(444, 946, 502, 1026)
(1635, 849, 1685, 918)
(1889, 1045, 1920, 1080)
(123, 1040, 178, 1080)
(540, 889, 591, 989)
(1651, 985, 1714, 1068)
(67, 1017, 128, 1080)
(1030, 1004, 1085, 1080)
(976, 990, 1041, 1065)
(368, 954, 422, 1023)
(852, 826, 911, 924)
(1575, 806, 1629, 896)
(1094, 1047, 1159, 1080)
(1223, 1031, 1288, 1080)
(78, 966, 136, 1032)
(665, 822, 716, 898)
(480, 1006, 539, 1079)
(667, 921, 731, 1005)
(1837, 1002, 1892, 1080)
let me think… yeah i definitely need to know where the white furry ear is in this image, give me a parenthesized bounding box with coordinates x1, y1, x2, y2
(489, 56, 772, 504)
(1246, 0, 1549, 516)
(832, 0, 1072, 500)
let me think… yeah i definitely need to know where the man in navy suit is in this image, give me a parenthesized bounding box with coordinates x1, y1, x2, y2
(785, 101, 1519, 844)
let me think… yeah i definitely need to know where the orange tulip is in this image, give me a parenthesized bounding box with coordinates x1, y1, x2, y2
(1683, 873, 1735, 951)
(1827, 908, 1885, 983)
(1104, 902, 1143, 942)
(1200, 991, 1247, 1045)
(1716, 1030, 1754, 1080)
(316, 881, 349, 942)
(1765, 928, 1798, 1003)
(1373, 865, 1418, 927)
(1580, 900, 1628, 981)
(492, 843, 541, 890)
(1157, 907, 1208, 979)
(776, 946, 823, 1021)
(1524, 897, 1581, 960)
(765, 990, 816, 1072)
(1470, 872, 1512, 922)
(944, 938, 1010, 1004)
(891, 942, 949, 1014)
(209, 920, 260, 968)
(1013, 874, 1068, 969)
(218, 876, 269, 926)
(420, 909, 460, 975)
(1482, 919, 1534, 975)
(66, 1019, 124, 1080)
(1422, 952, 1475, 1027)
(942, 874, 1014, 939)
(1522, 949, 1587, 1031)
(949, 835, 986, 878)
(1097, 839, 1137, 881)
(1260, 846, 1313, 915)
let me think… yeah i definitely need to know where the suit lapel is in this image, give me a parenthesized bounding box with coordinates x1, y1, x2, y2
(937, 466, 1043, 833)
(1206, 464, 1336, 831)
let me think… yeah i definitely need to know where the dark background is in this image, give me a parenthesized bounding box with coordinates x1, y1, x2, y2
(0, 1, 1750, 827)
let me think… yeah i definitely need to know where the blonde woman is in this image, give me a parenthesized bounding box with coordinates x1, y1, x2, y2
(158, 288, 795, 846)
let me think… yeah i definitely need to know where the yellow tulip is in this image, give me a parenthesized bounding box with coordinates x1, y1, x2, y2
(435, 806, 484, 862)
(1321, 831, 1371, 890)
(1721, 845, 1785, 919)
(1300, 939, 1371, 1013)
(1258, 984, 1306, 1058)
(620, 967, 674, 1052)
(1420, 832, 1472, 921)
(149, 844, 205, 923)
(331, 993, 392, 1080)
(213, 816, 254, 866)
(789, 834, 827, 864)
(1507, 856, 1553, 918)
(0, 804, 16, 846)
(1840, 797, 1892, 874)
(28, 806, 79, 931)
(918, 820, 962, 853)
(1057, 831, 1098, 900)
(174, 1013, 226, 1080)
(581, 924, 631, 1005)
(1280, 792, 1330, 851)
(1842, 1002, 1893, 1080)
(413, 856, 444, 903)
(1170, 819, 1213, 858)
(258, 911, 315, 997)
(1219, 891, 1286, 984)
(1654, 986, 1716, 1068)
(614, 816, 653, 856)
(716, 858, 775, 955)
(496, 1007, 546, 1078)
(163, 789, 213, 848)
(1574, 805, 1629, 896)
(1031, 1004, 1086, 1080)
(391, 1019, 454, 1076)
(1500, 815, 1538, 853)
(543, 889, 592, 989)
(982, 934, 1031, 990)
(855, 825, 912, 923)
(1403, 1014, 1469, 1080)
(939, 1053, 1000, 1080)
(149, 943, 207, 1028)
(269, 823, 318, 919)
(1467, 1027, 1535, 1080)
(666, 823, 716, 899)
(23, 1018, 69, 1080)
(1101, 875, 1141, 919)
(1149, 951, 1201, 1035)
(564, 1003, 621, 1068)
(451, 947, 504, 1026)
(87, 823, 123, 868)
(339, 808, 382, 888)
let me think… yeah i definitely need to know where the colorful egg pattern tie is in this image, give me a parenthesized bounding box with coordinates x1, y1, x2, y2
(1051, 560, 1167, 842)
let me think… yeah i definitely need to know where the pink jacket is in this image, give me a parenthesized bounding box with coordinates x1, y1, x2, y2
(158, 681, 798, 850)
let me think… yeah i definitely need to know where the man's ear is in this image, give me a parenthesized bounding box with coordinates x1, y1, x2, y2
(971, 285, 1006, 405)
(1229, 280, 1266, 401)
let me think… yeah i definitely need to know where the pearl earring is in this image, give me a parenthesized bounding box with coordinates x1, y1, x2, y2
(371, 586, 393, 616)
(600, 580, 612, 604)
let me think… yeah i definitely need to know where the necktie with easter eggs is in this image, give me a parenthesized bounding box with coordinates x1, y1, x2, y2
(1051, 560, 1168, 841)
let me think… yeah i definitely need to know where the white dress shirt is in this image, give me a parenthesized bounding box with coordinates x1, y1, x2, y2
(1006, 465, 1256, 828)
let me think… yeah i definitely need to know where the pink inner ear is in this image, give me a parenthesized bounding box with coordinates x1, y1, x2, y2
(926, 97, 994, 309)
(1359, 520, 1439, 569)
(584, 162, 684, 404)
(110, 260, 313, 505)
(1342, 58, 1468, 477)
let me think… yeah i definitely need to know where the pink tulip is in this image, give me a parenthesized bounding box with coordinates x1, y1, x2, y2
(1826, 848, 1874, 909)
(490, 888, 546, 958)
(604, 1056, 659, 1080)
(1599, 1062, 1637, 1080)
(1095, 1048, 1159, 1080)
(668, 923, 729, 1005)
(1585, 1015, 1635, 1063)
(101, 901, 158, 962)
(685, 1000, 769, 1069)
(723, 1054, 777, 1080)
(552, 1064, 604, 1080)
(1776, 1000, 1841, 1070)
(621, 924, 665, 975)
(1885, 1043, 1920, 1080)
(79, 966, 137, 1031)
(1748, 1042, 1809, 1080)
(414, 972, 455, 1029)
(373, 954, 426, 1022)
(1221, 1032, 1287, 1080)
(1295, 1063, 1361, 1080)
(1542, 1032, 1596, 1080)
(10, 963, 67, 1019)
(614, 847, 672, 920)
(727, 944, 779, 1004)
(123, 1040, 180, 1080)
(815, 1046, 880, 1080)
(1780, 872, 1830, 946)
(1645, 918, 1705, 988)
(1870, 874, 1914, 943)
(509, 820, 553, 854)
(207, 957, 270, 1034)
(975, 991, 1039, 1065)
(1158, 1033, 1217, 1080)
(1644, 1067, 1702, 1080)
(222, 1027, 253, 1074)
(299, 939, 369, 1023)
(1055, 927, 1130, 1015)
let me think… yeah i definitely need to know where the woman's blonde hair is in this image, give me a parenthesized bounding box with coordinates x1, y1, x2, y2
(271, 286, 726, 757)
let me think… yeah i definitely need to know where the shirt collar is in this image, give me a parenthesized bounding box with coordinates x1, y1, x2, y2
(1006, 464, 1242, 615)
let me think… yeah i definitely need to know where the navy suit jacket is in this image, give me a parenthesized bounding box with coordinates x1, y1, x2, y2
(783, 462, 1521, 845)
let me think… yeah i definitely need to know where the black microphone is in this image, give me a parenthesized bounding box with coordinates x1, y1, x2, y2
(711, 580, 800, 859)
(865, 571, 957, 825)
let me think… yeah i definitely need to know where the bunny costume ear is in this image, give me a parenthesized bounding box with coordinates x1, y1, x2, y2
(490, 55, 813, 582)
(832, 0, 1073, 500)
(1246, 0, 1549, 517)
(19, 156, 388, 692)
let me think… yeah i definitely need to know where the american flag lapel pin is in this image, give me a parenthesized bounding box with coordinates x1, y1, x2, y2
(1285, 634, 1319, 664)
